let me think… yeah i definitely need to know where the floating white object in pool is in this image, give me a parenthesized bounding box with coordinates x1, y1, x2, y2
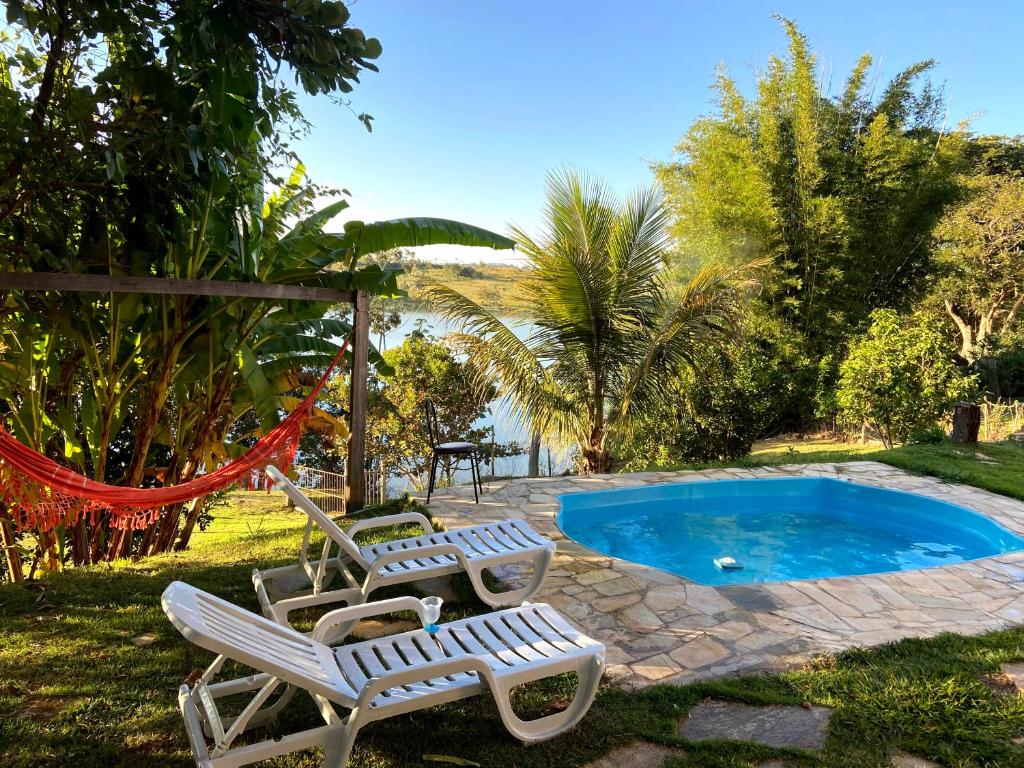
(714, 556, 743, 571)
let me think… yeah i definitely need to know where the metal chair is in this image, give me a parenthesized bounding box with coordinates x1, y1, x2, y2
(424, 398, 482, 503)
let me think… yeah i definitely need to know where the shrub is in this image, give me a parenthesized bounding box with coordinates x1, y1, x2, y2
(617, 317, 813, 467)
(907, 425, 948, 445)
(835, 310, 975, 448)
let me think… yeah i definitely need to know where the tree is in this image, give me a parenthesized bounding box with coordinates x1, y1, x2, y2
(654, 17, 965, 425)
(931, 173, 1024, 363)
(0, 2, 516, 576)
(323, 332, 495, 488)
(427, 169, 745, 473)
(618, 314, 820, 467)
(835, 310, 975, 448)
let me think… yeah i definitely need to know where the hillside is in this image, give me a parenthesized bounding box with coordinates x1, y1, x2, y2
(399, 260, 529, 314)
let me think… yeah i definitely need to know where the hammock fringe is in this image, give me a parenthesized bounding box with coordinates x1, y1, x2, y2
(0, 340, 350, 533)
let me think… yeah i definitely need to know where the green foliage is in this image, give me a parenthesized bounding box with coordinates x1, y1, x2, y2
(928, 172, 1024, 363)
(835, 310, 975, 448)
(654, 18, 966, 428)
(906, 425, 947, 445)
(0, 1, 512, 569)
(324, 333, 495, 487)
(619, 315, 818, 467)
(427, 169, 747, 472)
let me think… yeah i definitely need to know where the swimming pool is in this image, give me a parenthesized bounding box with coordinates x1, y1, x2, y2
(557, 477, 1024, 585)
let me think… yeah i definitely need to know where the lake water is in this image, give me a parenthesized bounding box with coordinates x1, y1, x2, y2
(375, 310, 571, 491)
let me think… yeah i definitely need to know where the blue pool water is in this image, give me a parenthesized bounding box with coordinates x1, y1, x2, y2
(557, 478, 1024, 585)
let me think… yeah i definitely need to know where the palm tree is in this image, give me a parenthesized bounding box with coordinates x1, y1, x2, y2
(426, 169, 746, 473)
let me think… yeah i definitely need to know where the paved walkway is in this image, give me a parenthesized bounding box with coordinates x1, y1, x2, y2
(424, 462, 1024, 689)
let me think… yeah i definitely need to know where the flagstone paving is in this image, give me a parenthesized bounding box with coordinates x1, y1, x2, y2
(423, 462, 1024, 689)
(678, 700, 833, 751)
(1001, 661, 1024, 692)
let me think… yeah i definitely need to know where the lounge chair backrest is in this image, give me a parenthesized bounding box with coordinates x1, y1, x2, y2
(265, 465, 367, 566)
(162, 581, 354, 704)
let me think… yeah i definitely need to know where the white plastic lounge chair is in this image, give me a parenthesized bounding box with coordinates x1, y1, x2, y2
(163, 581, 605, 768)
(254, 465, 556, 628)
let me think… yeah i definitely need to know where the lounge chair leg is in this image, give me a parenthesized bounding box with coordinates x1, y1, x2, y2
(465, 547, 555, 607)
(320, 723, 357, 767)
(491, 655, 604, 744)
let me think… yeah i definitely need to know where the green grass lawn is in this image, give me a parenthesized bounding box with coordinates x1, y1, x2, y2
(3, 450, 1024, 767)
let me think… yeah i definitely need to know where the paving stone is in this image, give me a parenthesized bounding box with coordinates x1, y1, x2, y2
(129, 632, 157, 647)
(576, 569, 621, 586)
(625, 632, 685, 658)
(593, 593, 643, 612)
(622, 603, 663, 629)
(890, 751, 941, 768)
(1001, 662, 1024, 691)
(718, 585, 784, 612)
(678, 700, 833, 751)
(581, 741, 681, 768)
(631, 654, 680, 681)
(756, 762, 790, 768)
(424, 461, 1024, 690)
(644, 587, 687, 612)
(683, 584, 735, 615)
(670, 635, 731, 669)
(593, 576, 642, 597)
(708, 619, 755, 641)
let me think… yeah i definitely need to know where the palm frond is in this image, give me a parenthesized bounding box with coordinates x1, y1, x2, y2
(610, 262, 756, 443)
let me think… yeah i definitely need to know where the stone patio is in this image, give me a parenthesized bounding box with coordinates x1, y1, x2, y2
(423, 462, 1024, 689)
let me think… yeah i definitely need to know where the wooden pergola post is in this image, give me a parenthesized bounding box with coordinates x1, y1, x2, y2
(346, 289, 370, 511)
(0, 270, 373, 511)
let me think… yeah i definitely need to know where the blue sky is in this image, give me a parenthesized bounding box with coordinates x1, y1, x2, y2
(298, 1, 1024, 263)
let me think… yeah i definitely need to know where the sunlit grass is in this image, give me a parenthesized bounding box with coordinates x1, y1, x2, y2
(3, 472, 1024, 766)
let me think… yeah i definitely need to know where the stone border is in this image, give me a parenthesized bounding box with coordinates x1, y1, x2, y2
(423, 462, 1024, 688)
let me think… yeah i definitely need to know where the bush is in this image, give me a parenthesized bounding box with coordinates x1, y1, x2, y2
(617, 317, 815, 467)
(907, 425, 947, 445)
(834, 310, 976, 448)
(978, 346, 1024, 399)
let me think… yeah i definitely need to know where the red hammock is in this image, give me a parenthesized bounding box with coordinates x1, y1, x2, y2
(0, 340, 350, 532)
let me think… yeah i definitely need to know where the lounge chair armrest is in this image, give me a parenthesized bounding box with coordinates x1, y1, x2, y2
(354, 656, 496, 708)
(345, 512, 435, 538)
(369, 543, 466, 572)
(312, 595, 431, 642)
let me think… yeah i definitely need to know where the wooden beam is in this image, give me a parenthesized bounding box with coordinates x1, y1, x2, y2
(0, 272, 355, 303)
(346, 289, 370, 512)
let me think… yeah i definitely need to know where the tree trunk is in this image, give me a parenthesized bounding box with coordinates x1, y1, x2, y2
(944, 300, 977, 363)
(951, 402, 981, 444)
(1, 507, 24, 583)
(70, 519, 89, 566)
(151, 502, 186, 554)
(174, 496, 208, 551)
(527, 432, 541, 478)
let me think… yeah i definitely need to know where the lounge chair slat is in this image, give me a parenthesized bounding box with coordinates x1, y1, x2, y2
(502, 613, 562, 658)
(465, 619, 529, 667)
(518, 607, 578, 654)
(482, 615, 547, 663)
(480, 524, 520, 552)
